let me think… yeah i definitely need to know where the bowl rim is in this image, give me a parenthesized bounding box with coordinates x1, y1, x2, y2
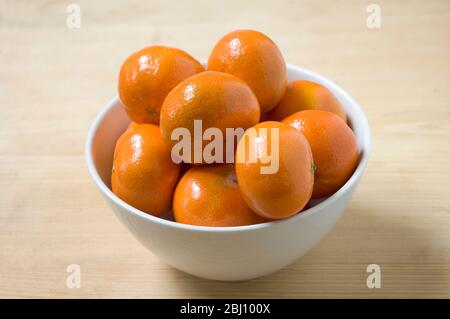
(85, 64, 372, 233)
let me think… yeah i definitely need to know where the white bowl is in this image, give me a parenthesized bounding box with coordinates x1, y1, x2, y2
(85, 64, 371, 281)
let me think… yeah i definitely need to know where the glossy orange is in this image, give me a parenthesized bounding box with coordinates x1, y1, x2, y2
(118, 45, 204, 124)
(235, 121, 314, 219)
(160, 71, 260, 163)
(111, 124, 180, 216)
(282, 110, 358, 198)
(268, 80, 347, 122)
(173, 164, 266, 227)
(208, 30, 287, 113)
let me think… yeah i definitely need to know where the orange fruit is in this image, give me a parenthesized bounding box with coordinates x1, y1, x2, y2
(118, 46, 204, 124)
(111, 124, 180, 216)
(160, 71, 260, 164)
(173, 164, 266, 227)
(282, 110, 358, 198)
(268, 80, 347, 122)
(207, 30, 287, 113)
(235, 121, 314, 219)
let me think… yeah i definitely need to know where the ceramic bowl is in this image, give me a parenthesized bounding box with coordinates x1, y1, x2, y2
(85, 64, 371, 281)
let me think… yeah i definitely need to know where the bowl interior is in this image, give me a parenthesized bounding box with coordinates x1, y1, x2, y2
(86, 64, 371, 227)
(90, 103, 129, 188)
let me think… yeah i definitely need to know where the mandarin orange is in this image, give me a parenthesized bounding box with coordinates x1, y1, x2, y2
(119, 46, 204, 124)
(268, 80, 347, 122)
(173, 164, 266, 227)
(208, 30, 287, 113)
(235, 121, 314, 219)
(111, 124, 180, 216)
(160, 71, 260, 164)
(282, 110, 358, 198)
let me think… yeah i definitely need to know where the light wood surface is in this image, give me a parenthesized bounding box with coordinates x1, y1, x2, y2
(0, 0, 449, 298)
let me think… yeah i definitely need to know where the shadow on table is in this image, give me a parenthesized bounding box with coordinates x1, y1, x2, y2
(167, 203, 447, 298)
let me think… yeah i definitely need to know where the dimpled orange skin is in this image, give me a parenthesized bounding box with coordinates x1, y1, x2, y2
(267, 80, 347, 122)
(111, 124, 180, 216)
(118, 46, 204, 124)
(160, 71, 260, 163)
(173, 164, 266, 227)
(235, 121, 314, 220)
(207, 30, 287, 113)
(282, 110, 358, 198)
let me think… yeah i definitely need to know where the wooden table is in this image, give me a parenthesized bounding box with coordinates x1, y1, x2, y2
(1, 0, 449, 298)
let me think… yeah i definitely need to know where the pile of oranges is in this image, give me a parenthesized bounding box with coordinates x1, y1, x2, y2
(112, 30, 359, 227)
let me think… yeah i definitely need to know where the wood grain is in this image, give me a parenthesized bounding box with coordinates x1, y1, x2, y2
(0, 0, 449, 298)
